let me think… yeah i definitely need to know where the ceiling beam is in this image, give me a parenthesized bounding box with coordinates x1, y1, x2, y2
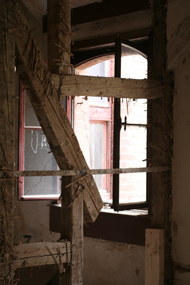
(71, 0, 150, 26)
(72, 9, 153, 44)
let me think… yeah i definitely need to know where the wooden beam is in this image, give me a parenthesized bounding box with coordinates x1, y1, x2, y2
(0, 0, 15, 283)
(145, 229, 164, 285)
(47, 1, 83, 284)
(11, 241, 71, 271)
(167, 15, 190, 70)
(72, 10, 153, 43)
(52, 74, 164, 99)
(0, 166, 170, 178)
(48, 0, 71, 74)
(12, 0, 103, 223)
(59, 177, 83, 284)
(72, 0, 150, 26)
(150, 0, 173, 282)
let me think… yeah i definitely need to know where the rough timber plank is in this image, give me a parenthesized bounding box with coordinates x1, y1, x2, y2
(60, 177, 83, 284)
(14, 241, 71, 258)
(12, 0, 103, 223)
(0, 166, 170, 177)
(145, 229, 164, 285)
(52, 74, 164, 99)
(167, 15, 190, 70)
(150, 0, 173, 282)
(47, 1, 83, 284)
(72, 9, 153, 43)
(11, 241, 71, 271)
(0, 0, 15, 283)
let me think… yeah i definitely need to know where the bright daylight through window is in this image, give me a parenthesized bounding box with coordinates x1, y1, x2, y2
(74, 42, 148, 210)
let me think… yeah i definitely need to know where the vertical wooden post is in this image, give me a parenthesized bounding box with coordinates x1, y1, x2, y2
(0, 0, 15, 283)
(48, 1, 83, 284)
(145, 229, 164, 285)
(150, 0, 173, 282)
(48, 0, 71, 75)
(60, 178, 83, 285)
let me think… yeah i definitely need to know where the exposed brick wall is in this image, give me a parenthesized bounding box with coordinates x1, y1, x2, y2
(74, 54, 147, 204)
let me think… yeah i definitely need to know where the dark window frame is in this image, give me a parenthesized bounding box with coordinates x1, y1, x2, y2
(72, 37, 150, 211)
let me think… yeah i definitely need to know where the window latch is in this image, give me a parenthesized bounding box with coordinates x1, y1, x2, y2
(121, 116, 147, 131)
(120, 116, 127, 131)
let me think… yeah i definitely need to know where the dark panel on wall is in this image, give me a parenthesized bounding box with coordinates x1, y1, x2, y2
(72, 0, 150, 26)
(49, 205, 151, 246)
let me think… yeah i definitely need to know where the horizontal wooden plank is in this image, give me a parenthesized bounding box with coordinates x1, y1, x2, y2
(52, 74, 164, 99)
(12, 242, 71, 270)
(12, 255, 68, 270)
(0, 166, 170, 178)
(72, 9, 153, 42)
(12, 0, 103, 223)
(167, 15, 190, 69)
(14, 241, 71, 259)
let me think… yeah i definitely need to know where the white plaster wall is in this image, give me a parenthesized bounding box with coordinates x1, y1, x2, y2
(168, 1, 190, 283)
(84, 238, 145, 285)
(14, 199, 60, 244)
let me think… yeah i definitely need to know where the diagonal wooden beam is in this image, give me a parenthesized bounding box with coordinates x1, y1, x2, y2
(52, 74, 164, 99)
(12, 0, 103, 223)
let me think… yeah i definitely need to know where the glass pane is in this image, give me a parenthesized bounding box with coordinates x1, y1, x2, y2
(119, 124, 147, 203)
(25, 92, 40, 127)
(75, 57, 114, 202)
(89, 123, 104, 191)
(120, 126, 147, 169)
(117, 43, 148, 205)
(24, 129, 60, 196)
(119, 173, 146, 203)
(88, 96, 107, 106)
(121, 43, 147, 79)
(125, 99, 147, 125)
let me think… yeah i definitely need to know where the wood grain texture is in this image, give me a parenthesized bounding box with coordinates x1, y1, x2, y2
(12, 241, 71, 271)
(13, 0, 103, 223)
(145, 229, 164, 285)
(0, 0, 15, 283)
(52, 74, 164, 99)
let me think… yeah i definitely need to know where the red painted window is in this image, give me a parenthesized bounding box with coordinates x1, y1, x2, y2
(19, 82, 60, 200)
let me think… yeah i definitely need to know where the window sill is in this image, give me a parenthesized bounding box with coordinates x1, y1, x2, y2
(20, 194, 60, 201)
(49, 204, 151, 245)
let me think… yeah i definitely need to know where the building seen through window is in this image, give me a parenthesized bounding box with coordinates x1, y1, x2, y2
(74, 44, 148, 208)
(18, 40, 148, 208)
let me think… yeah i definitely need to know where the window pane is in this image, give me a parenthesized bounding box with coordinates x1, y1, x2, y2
(126, 99, 147, 125)
(89, 123, 104, 191)
(119, 173, 146, 203)
(120, 126, 147, 168)
(121, 43, 147, 80)
(75, 58, 113, 202)
(24, 129, 60, 196)
(25, 93, 40, 127)
(117, 43, 148, 206)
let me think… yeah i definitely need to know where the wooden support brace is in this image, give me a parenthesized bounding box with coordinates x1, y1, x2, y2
(145, 229, 164, 285)
(0, 166, 170, 178)
(52, 74, 165, 99)
(12, 0, 103, 223)
(11, 241, 71, 271)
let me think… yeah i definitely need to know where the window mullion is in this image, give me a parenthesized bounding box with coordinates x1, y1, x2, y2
(113, 37, 122, 211)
